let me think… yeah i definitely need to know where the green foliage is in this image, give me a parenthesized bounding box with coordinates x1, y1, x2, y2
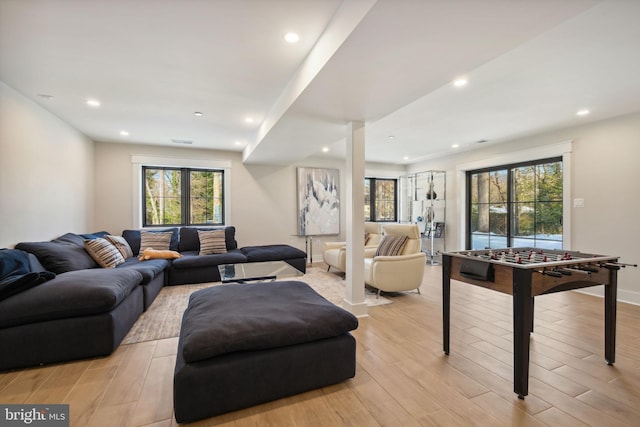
(469, 159, 563, 245)
(144, 168, 223, 226)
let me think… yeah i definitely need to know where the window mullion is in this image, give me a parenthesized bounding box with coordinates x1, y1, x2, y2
(182, 168, 189, 226)
(507, 168, 513, 247)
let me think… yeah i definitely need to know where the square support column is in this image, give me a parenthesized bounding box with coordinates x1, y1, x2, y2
(343, 121, 367, 317)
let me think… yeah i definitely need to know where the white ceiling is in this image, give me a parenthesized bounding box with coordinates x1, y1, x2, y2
(2, 0, 640, 166)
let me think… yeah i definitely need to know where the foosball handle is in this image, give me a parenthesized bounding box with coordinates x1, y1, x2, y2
(543, 270, 563, 278)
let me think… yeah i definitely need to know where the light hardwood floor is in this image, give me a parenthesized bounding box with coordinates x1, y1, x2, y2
(1, 264, 639, 426)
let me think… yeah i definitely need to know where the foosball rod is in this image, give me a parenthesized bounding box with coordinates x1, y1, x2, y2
(611, 262, 638, 267)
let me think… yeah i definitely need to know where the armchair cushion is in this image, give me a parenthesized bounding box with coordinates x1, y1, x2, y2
(375, 235, 408, 257)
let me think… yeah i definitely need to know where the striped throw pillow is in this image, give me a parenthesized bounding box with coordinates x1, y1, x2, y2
(84, 238, 125, 268)
(198, 229, 227, 255)
(375, 235, 408, 257)
(139, 231, 172, 255)
(104, 235, 134, 258)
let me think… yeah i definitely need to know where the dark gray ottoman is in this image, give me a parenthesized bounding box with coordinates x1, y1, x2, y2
(173, 280, 358, 423)
(240, 245, 307, 274)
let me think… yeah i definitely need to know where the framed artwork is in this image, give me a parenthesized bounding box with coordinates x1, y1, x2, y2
(297, 167, 340, 235)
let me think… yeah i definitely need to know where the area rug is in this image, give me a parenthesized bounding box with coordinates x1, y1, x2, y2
(121, 265, 391, 344)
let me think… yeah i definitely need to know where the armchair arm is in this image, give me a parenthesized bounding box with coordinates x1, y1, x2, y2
(323, 241, 346, 251)
(364, 245, 378, 258)
(368, 252, 426, 292)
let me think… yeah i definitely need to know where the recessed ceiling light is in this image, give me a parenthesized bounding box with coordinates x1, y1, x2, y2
(403, 156, 409, 161)
(453, 78, 468, 87)
(576, 109, 590, 116)
(322, 147, 329, 153)
(244, 117, 254, 124)
(452, 144, 459, 148)
(120, 130, 129, 136)
(284, 32, 299, 43)
(194, 112, 203, 117)
(234, 141, 244, 146)
(388, 135, 395, 140)
(86, 99, 101, 107)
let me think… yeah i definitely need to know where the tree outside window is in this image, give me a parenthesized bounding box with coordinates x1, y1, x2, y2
(468, 158, 562, 249)
(365, 178, 397, 222)
(143, 167, 224, 226)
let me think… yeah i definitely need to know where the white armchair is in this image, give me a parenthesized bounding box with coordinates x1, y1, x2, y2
(364, 223, 426, 296)
(323, 222, 383, 273)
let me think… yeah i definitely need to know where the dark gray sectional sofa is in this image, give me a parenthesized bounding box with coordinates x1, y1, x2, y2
(0, 226, 306, 371)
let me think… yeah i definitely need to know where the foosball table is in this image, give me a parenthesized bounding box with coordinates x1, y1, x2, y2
(442, 247, 636, 399)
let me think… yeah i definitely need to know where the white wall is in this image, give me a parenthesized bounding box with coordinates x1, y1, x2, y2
(409, 112, 640, 304)
(5, 75, 636, 302)
(93, 143, 406, 260)
(0, 81, 94, 247)
(93, 142, 304, 249)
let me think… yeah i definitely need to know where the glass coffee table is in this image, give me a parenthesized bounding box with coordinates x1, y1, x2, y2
(218, 260, 304, 283)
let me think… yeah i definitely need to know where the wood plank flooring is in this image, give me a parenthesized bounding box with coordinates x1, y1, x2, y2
(1, 264, 639, 426)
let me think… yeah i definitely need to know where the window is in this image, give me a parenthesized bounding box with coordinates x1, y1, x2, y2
(467, 157, 562, 250)
(365, 178, 397, 222)
(143, 167, 224, 226)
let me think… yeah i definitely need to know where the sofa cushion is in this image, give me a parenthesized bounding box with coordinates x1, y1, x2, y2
(240, 245, 306, 262)
(0, 268, 144, 329)
(170, 250, 247, 270)
(105, 235, 134, 258)
(84, 238, 125, 268)
(139, 230, 173, 253)
(117, 257, 169, 283)
(180, 281, 358, 363)
(53, 232, 86, 247)
(178, 227, 237, 252)
(15, 240, 99, 273)
(79, 231, 110, 240)
(122, 228, 179, 255)
(198, 229, 227, 255)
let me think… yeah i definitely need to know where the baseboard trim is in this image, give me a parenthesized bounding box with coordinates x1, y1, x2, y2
(341, 299, 369, 317)
(575, 287, 640, 306)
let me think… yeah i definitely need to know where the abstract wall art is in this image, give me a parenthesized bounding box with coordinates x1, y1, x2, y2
(296, 167, 340, 235)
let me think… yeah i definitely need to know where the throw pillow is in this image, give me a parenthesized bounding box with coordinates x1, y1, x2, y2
(198, 229, 227, 255)
(15, 241, 99, 273)
(375, 235, 409, 257)
(139, 230, 173, 255)
(84, 238, 125, 268)
(104, 235, 134, 258)
(138, 248, 182, 260)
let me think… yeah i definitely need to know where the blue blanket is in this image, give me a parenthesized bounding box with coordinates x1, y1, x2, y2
(0, 249, 55, 301)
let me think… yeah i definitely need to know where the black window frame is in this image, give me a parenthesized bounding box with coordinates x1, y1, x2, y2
(365, 177, 398, 222)
(142, 166, 225, 227)
(465, 156, 563, 250)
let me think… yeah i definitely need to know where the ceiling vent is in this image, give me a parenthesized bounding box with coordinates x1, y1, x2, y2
(476, 139, 488, 144)
(171, 139, 193, 145)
